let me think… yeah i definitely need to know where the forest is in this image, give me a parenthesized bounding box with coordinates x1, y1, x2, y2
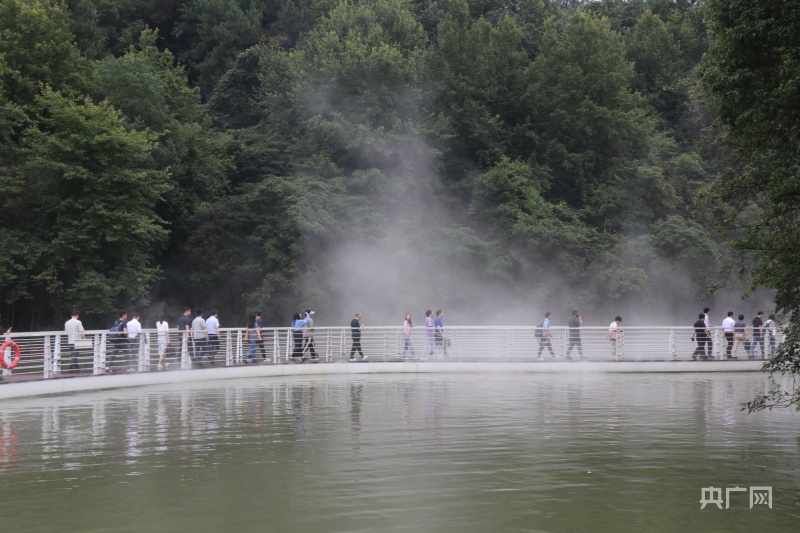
(0, 0, 776, 329)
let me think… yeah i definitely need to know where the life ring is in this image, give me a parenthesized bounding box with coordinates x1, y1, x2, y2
(0, 340, 21, 369)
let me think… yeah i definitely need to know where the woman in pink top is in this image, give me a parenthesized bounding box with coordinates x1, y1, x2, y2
(402, 313, 416, 360)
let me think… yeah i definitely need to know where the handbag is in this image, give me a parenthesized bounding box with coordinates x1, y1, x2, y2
(72, 338, 93, 349)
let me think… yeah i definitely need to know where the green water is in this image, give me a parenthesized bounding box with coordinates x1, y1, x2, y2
(0, 373, 797, 532)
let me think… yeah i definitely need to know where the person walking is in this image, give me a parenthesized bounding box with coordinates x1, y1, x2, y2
(176, 307, 192, 365)
(255, 311, 267, 361)
(64, 310, 86, 373)
(722, 311, 736, 359)
(703, 307, 712, 357)
(751, 311, 766, 359)
(537, 312, 556, 360)
(691, 313, 710, 361)
(402, 313, 416, 360)
(434, 310, 447, 357)
(205, 310, 220, 364)
(107, 311, 127, 372)
(156, 316, 169, 370)
(349, 313, 366, 361)
(732, 314, 748, 359)
(566, 310, 583, 360)
(608, 316, 622, 359)
(126, 312, 142, 372)
(244, 317, 258, 363)
(291, 311, 311, 361)
(421, 310, 435, 358)
(191, 309, 208, 365)
(302, 310, 319, 361)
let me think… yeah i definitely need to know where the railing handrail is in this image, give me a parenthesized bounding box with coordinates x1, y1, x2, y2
(0, 325, 778, 337)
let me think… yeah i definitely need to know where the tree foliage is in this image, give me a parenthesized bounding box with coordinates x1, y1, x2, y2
(699, 0, 800, 411)
(0, 0, 736, 328)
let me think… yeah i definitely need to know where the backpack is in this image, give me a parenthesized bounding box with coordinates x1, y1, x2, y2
(109, 320, 124, 342)
(534, 322, 544, 338)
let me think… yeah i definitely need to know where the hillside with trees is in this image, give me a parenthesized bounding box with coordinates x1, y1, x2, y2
(0, 0, 751, 328)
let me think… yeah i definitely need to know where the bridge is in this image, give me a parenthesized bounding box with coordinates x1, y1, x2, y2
(3, 327, 770, 383)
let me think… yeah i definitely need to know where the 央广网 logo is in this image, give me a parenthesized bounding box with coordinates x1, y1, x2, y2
(700, 486, 772, 509)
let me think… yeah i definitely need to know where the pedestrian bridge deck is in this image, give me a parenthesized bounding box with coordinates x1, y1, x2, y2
(0, 326, 773, 399)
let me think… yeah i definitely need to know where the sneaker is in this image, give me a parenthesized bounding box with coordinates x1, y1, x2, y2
(157, 364, 163, 371)
(126, 368, 136, 373)
(691, 355, 697, 361)
(361, 355, 368, 361)
(164, 362, 169, 369)
(537, 356, 543, 361)
(349, 357, 356, 362)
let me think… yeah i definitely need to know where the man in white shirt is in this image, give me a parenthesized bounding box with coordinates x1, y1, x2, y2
(156, 316, 170, 371)
(126, 312, 142, 372)
(722, 311, 736, 360)
(608, 316, 622, 359)
(64, 310, 86, 372)
(703, 307, 712, 358)
(191, 309, 208, 365)
(205, 310, 220, 365)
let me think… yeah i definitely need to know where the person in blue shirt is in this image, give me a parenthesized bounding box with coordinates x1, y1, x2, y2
(255, 311, 266, 361)
(537, 312, 556, 360)
(434, 310, 447, 357)
(291, 311, 311, 361)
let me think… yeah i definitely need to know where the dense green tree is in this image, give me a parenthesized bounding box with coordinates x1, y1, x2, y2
(5, 89, 168, 322)
(0, 0, 746, 328)
(0, 0, 89, 107)
(699, 0, 800, 410)
(528, 12, 652, 223)
(625, 9, 684, 119)
(434, 0, 533, 166)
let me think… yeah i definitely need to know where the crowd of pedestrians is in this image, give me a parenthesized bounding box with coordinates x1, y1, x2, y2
(705, 308, 778, 360)
(52, 304, 783, 373)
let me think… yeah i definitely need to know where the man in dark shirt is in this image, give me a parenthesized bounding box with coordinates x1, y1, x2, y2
(255, 311, 267, 360)
(176, 308, 192, 365)
(566, 310, 582, 360)
(691, 313, 709, 360)
(107, 311, 128, 372)
(349, 313, 366, 361)
(751, 311, 765, 359)
(733, 314, 749, 359)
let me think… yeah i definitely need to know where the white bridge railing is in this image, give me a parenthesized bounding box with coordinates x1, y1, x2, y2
(0, 326, 778, 381)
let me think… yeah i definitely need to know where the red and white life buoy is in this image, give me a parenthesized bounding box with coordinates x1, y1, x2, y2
(0, 340, 21, 369)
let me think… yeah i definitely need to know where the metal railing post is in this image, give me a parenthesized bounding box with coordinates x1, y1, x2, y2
(95, 333, 105, 375)
(44, 335, 52, 379)
(669, 329, 677, 360)
(326, 329, 331, 363)
(181, 334, 190, 369)
(227, 332, 234, 366)
(273, 329, 278, 364)
(54, 335, 62, 375)
(140, 332, 149, 372)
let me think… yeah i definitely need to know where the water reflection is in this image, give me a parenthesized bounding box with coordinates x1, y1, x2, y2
(0, 373, 797, 532)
